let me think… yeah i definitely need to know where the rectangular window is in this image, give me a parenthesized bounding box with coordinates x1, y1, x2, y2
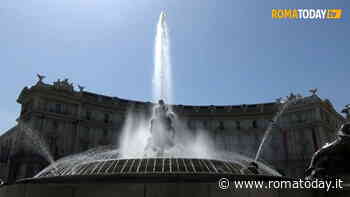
(86, 111, 91, 120)
(104, 114, 110, 123)
(219, 121, 224, 130)
(252, 120, 258, 128)
(311, 128, 318, 151)
(55, 104, 62, 113)
(103, 129, 108, 137)
(236, 121, 241, 130)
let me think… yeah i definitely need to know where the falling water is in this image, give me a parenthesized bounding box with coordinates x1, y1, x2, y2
(19, 122, 55, 165)
(254, 96, 300, 161)
(119, 12, 232, 160)
(118, 11, 176, 159)
(153, 11, 172, 103)
(27, 11, 284, 178)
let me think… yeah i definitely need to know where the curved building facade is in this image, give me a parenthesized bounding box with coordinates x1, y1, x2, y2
(0, 77, 345, 182)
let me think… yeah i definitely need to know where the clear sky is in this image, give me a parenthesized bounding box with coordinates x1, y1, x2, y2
(0, 0, 349, 133)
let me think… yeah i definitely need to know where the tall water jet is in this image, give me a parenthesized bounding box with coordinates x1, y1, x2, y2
(153, 11, 172, 103)
(118, 11, 175, 159)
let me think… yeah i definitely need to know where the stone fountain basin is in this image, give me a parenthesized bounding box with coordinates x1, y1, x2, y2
(0, 174, 335, 197)
(33, 158, 274, 178)
(1, 158, 347, 197)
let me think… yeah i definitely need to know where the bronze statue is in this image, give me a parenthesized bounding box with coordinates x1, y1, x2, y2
(305, 122, 350, 179)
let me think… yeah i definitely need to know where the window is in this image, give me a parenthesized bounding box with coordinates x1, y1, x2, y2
(104, 113, 110, 123)
(86, 111, 91, 120)
(53, 121, 59, 130)
(311, 128, 318, 151)
(55, 104, 62, 113)
(103, 129, 108, 137)
(219, 121, 224, 130)
(252, 120, 258, 128)
(236, 121, 241, 130)
(326, 115, 330, 123)
(48, 103, 54, 112)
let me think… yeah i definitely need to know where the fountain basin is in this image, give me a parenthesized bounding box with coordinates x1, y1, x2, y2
(30, 158, 274, 179)
(1, 154, 348, 196)
(0, 173, 323, 197)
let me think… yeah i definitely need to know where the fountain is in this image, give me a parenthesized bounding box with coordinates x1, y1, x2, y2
(1, 11, 338, 197)
(21, 11, 282, 178)
(19, 12, 283, 177)
(145, 12, 177, 156)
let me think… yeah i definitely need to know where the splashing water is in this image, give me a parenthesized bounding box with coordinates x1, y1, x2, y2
(120, 11, 258, 162)
(19, 122, 55, 165)
(35, 146, 120, 177)
(119, 12, 177, 159)
(118, 110, 151, 158)
(33, 12, 283, 178)
(118, 108, 216, 159)
(254, 96, 301, 161)
(35, 145, 281, 178)
(153, 11, 172, 103)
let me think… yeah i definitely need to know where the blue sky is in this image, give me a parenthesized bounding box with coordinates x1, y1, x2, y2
(0, 0, 349, 133)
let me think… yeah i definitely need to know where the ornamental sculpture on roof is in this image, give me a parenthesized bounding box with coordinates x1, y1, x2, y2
(309, 88, 318, 96)
(78, 85, 85, 92)
(53, 78, 74, 92)
(36, 74, 46, 83)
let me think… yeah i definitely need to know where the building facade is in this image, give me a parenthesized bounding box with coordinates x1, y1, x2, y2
(0, 77, 345, 182)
